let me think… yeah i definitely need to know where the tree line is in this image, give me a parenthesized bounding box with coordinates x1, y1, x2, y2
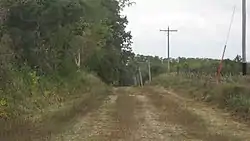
(0, 0, 136, 88)
(129, 54, 249, 86)
(0, 0, 247, 90)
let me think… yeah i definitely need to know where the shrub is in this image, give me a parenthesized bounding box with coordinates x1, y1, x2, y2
(0, 65, 109, 119)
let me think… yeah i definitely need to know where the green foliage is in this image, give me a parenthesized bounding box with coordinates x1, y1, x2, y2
(169, 56, 249, 75)
(133, 55, 167, 84)
(122, 54, 248, 86)
(0, 0, 134, 120)
(1, 65, 110, 119)
(0, 0, 134, 82)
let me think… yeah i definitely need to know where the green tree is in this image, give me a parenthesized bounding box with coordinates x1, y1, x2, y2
(0, 0, 135, 85)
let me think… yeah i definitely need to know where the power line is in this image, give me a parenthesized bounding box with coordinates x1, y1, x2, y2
(225, 6, 236, 46)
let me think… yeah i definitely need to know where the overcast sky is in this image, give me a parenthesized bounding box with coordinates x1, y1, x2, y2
(123, 0, 250, 60)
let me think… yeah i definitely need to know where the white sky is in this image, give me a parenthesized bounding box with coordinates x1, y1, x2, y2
(123, 0, 250, 60)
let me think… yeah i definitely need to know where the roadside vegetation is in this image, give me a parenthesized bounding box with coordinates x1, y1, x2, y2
(147, 55, 250, 122)
(152, 73, 250, 122)
(125, 54, 250, 123)
(0, 0, 135, 140)
(1, 0, 250, 139)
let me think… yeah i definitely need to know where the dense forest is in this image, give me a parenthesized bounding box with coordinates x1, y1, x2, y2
(0, 0, 136, 85)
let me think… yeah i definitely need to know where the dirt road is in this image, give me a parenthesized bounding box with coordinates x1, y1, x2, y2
(51, 86, 250, 141)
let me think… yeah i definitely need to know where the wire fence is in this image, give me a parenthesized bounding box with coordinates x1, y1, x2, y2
(174, 72, 250, 86)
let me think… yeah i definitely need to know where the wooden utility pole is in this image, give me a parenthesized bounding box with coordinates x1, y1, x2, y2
(160, 26, 178, 73)
(138, 67, 143, 87)
(137, 60, 151, 85)
(133, 76, 137, 86)
(148, 60, 152, 83)
(242, 0, 247, 75)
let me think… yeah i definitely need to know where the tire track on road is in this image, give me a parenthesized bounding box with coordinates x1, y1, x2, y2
(146, 86, 249, 141)
(51, 94, 118, 141)
(133, 93, 190, 141)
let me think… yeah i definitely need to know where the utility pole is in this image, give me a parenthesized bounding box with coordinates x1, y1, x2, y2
(148, 60, 152, 83)
(242, 0, 247, 75)
(137, 61, 151, 85)
(138, 67, 143, 87)
(160, 26, 178, 73)
(133, 76, 137, 86)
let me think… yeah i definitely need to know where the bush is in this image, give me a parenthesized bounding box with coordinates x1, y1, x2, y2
(0, 65, 109, 119)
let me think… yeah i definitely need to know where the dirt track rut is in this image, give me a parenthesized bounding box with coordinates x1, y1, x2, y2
(51, 86, 250, 141)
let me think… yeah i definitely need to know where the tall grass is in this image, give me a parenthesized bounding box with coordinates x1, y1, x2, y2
(0, 66, 110, 119)
(151, 73, 250, 121)
(0, 66, 111, 140)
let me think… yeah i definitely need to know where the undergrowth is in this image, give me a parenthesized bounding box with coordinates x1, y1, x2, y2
(1, 67, 109, 119)
(151, 74, 250, 121)
(0, 66, 110, 140)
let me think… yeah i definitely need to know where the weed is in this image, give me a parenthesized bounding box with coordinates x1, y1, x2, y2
(0, 68, 110, 140)
(151, 74, 250, 121)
